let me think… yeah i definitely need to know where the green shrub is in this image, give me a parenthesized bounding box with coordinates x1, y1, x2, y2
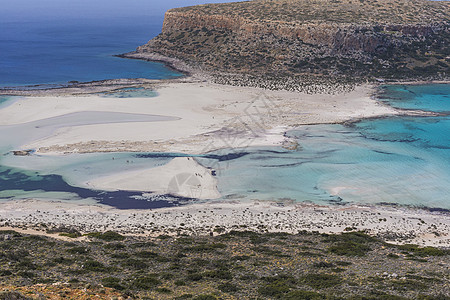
(83, 260, 109, 272)
(203, 270, 232, 280)
(66, 246, 88, 254)
(186, 273, 203, 281)
(134, 276, 161, 289)
(24, 235, 46, 241)
(17, 271, 35, 278)
(156, 287, 172, 294)
(325, 231, 377, 244)
(59, 232, 81, 238)
(397, 244, 448, 257)
(53, 256, 74, 265)
(88, 231, 125, 241)
(0, 291, 31, 300)
(252, 246, 290, 257)
(329, 242, 371, 256)
(101, 277, 125, 290)
(186, 243, 226, 252)
(285, 290, 326, 299)
(347, 294, 408, 300)
(174, 280, 187, 286)
(121, 258, 148, 269)
(313, 261, 335, 268)
(222, 230, 260, 238)
(218, 282, 238, 293)
(136, 251, 159, 258)
(300, 274, 342, 289)
(175, 294, 193, 299)
(391, 279, 428, 291)
(258, 280, 291, 297)
(129, 241, 157, 248)
(104, 243, 126, 250)
(17, 259, 37, 270)
(110, 252, 130, 259)
(335, 261, 352, 266)
(417, 294, 450, 300)
(0, 230, 22, 237)
(0, 270, 12, 276)
(231, 255, 251, 261)
(157, 234, 171, 240)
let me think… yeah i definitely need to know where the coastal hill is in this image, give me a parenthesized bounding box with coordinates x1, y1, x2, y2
(135, 0, 449, 89)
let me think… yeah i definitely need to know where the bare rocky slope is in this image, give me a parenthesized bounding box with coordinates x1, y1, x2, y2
(133, 0, 449, 89)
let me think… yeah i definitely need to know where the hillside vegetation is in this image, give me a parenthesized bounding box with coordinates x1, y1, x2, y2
(1, 230, 450, 299)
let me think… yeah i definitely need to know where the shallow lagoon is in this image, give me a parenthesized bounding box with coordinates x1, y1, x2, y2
(0, 85, 448, 209)
(208, 117, 449, 209)
(209, 84, 450, 209)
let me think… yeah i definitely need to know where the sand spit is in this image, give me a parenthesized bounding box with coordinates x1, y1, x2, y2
(0, 78, 181, 97)
(0, 199, 448, 247)
(0, 81, 398, 156)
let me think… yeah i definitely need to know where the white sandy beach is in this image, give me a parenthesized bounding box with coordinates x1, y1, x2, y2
(0, 81, 397, 156)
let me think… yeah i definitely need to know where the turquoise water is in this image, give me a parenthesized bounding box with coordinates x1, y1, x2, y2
(0, 96, 14, 107)
(199, 84, 450, 209)
(0, 85, 448, 209)
(379, 84, 450, 113)
(205, 117, 449, 209)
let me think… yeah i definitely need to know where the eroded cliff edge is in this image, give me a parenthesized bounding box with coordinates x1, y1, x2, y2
(133, 0, 449, 89)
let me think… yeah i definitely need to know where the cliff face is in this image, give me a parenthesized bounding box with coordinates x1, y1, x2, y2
(160, 11, 443, 53)
(137, 0, 450, 81)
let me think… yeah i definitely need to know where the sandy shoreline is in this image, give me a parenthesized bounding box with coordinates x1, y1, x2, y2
(0, 199, 448, 247)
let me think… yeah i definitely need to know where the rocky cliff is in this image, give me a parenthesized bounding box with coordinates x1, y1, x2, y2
(136, 0, 449, 86)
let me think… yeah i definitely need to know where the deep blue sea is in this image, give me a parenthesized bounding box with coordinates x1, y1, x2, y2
(0, 1, 448, 209)
(0, 0, 239, 87)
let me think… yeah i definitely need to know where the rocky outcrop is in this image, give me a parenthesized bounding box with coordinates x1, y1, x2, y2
(159, 11, 443, 54)
(136, 0, 449, 85)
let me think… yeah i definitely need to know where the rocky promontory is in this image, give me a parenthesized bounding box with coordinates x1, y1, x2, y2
(132, 0, 449, 90)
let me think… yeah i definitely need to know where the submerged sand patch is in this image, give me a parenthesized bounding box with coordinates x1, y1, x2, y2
(86, 157, 220, 200)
